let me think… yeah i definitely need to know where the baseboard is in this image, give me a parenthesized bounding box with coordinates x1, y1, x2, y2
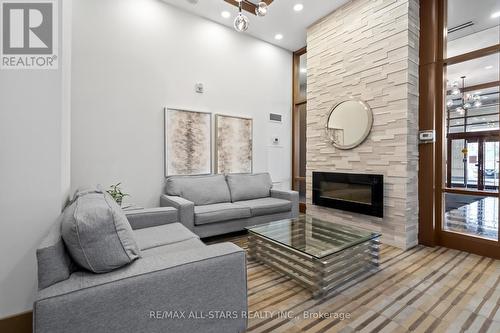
(0, 311, 32, 333)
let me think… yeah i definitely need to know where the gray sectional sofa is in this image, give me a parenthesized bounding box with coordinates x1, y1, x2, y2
(34, 205, 247, 333)
(160, 173, 299, 238)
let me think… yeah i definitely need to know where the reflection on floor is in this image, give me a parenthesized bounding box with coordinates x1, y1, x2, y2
(444, 196, 499, 240)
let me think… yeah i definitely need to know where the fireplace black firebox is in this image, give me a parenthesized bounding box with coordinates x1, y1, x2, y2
(312, 172, 383, 218)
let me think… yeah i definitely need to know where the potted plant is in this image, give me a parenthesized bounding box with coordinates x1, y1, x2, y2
(106, 183, 129, 206)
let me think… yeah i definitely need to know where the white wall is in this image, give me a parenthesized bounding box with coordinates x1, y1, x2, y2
(71, 0, 293, 207)
(0, 0, 290, 317)
(0, 0, 72, 318)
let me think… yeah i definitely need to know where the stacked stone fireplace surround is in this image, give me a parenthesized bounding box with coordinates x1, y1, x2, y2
(306, 0, 419, 249)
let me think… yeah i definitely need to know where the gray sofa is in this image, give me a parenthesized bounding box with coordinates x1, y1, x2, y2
(160, 173, 299, 238)
(34, 207, 247, 333)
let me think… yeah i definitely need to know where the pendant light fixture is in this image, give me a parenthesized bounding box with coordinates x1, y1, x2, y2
(234, 0, 249, 32)
(231, 0, 270, 32)
(450, 81, 461, 96)
(255, 1, 268, 16)
(447, 76, 482, 115)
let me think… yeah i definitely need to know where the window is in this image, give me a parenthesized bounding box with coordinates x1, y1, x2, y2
(443, 0, 500, 241)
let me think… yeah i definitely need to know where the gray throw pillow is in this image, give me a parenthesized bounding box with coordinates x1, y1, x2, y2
(61, 189, 141, 273)
(36, 216, 75, 289)
(226, 173, 273, 202)
(165, 174, 231, 205)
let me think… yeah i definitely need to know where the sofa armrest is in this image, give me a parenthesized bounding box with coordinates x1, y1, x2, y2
(125, 207, 178, 230)
(160, 195, 195, 231)
(34, 243, 247, 333)
(271, 189, 299, 218)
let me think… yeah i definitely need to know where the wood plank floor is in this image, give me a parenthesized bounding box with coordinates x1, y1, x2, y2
(208, 234, 500, 333)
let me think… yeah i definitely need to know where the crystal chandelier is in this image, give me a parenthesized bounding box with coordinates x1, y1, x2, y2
(233, 1, 269, 32)
(255, 1, 268, 16)
(447, 76, 482, 115)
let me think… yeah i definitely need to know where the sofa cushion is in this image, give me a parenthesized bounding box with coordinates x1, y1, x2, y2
(61, 190, 141, 273)
(165, 174, 231, 206)
(125, 207, 178, 230)
(133, 223, 199, 251)
(226, 173, 272, 202)
(140, 238, 206, 257)
(234, 197, 292, 217)
(36, 216, 75, 290)
(194, 203, 251, 226)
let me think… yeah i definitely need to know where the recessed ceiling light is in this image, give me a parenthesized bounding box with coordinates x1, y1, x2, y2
(221, 11, 231, 19)
(293, 4, 304, 12)
(274, 33, 283, 40)
(491, 11, 500, 19)
(300, 68, 307, 73)
(485, 65, 494, 70)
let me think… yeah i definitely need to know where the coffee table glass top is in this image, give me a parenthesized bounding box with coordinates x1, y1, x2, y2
(246, 215, 381, 259)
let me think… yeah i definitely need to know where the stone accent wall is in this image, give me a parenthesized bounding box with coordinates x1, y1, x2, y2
(306, 0, 419, 249)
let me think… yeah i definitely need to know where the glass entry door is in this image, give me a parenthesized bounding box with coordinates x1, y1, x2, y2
(442, 52, 499, 245)
(441, 16, 499, 247)
(419, 0, 499, 259)
(484, 140, 499, 190)
(445, 137, 499, 241)
(448, 138, 499, 191)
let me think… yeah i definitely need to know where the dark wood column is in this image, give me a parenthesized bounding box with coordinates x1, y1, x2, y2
(418, 0, 444, 246)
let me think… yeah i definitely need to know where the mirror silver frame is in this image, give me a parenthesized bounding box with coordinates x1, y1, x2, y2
(325, 99, 373, 150)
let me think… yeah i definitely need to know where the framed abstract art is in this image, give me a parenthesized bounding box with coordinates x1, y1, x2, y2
(165, 108, 211, 176)
(215, 114, 253, 174)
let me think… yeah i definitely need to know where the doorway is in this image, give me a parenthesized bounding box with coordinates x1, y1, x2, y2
(292, 47, 307, 212)
(447, 136, 499, 191)
(419, 0, 500, 258)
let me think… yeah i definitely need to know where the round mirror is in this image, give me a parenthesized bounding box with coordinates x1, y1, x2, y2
(325, 100, 373, 149)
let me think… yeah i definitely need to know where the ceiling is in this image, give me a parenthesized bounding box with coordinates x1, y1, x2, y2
(446, 0, 499, 88)
(447, 53, 499, 88)
(161, 0, 350, 51)
(446, 0, 499, 122)
(162, 0, 499, 85)
(447, 0, 500, 41)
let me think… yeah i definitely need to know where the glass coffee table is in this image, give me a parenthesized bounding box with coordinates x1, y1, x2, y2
(246, 215, 381, 298)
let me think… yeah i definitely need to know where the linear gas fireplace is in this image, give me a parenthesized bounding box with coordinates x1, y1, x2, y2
(312, 172, 383, 218)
